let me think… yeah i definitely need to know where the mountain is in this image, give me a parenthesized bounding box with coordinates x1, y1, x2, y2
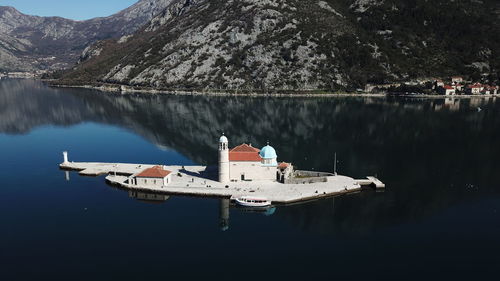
(0, 0, 176, 72)
(57, 0, 500, 91)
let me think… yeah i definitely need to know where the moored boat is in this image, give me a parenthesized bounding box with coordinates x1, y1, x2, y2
(235, 196, 271, 207)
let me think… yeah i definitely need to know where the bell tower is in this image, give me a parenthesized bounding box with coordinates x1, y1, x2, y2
(218, 134, 230, 183)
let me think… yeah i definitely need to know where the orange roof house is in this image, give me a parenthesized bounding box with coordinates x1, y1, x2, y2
(136, 166, 172, 178)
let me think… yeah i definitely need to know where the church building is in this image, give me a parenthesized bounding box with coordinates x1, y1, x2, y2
(218, 134, 291, 183)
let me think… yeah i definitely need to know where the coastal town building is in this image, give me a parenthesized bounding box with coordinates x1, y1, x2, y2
(440, 85, 456, 95)
(131, 165, 172, 187)
(451, 76, 463, 84)
(218, 135, 293, 183)
(466, 83, 483, 95)
(483, 86, 498, 95)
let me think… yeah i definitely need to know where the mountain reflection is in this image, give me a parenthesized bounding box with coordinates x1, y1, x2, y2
(2, 78, 500, 235)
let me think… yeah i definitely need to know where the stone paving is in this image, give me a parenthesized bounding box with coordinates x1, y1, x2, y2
(60, 161, 367, 204)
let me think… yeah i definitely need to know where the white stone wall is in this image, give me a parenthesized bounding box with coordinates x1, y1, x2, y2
(229, 161, 277, 181)
(468, 88, 481, 94)
(134, 174, 172, 187)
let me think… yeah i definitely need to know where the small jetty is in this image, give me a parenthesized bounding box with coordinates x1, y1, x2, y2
(356, 176, 386, 189)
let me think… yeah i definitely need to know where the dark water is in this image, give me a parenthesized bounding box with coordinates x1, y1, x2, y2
(1, 79, 499, 280)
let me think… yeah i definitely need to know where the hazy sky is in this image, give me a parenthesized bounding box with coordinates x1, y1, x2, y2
(1, 0, 138, 20)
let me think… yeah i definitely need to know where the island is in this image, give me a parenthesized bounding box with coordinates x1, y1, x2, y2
(59, 135, 384, 204)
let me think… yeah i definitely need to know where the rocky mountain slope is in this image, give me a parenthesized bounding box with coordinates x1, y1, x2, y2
(58, 0, 500, 91)
(0, 0, 176, 71)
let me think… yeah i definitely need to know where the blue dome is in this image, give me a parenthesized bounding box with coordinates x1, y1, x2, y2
(260, 145, 277, 159)
(219, 135, 228, 143)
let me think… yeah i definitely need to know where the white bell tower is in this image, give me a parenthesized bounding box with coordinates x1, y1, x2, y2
(218, 134, 230, 183)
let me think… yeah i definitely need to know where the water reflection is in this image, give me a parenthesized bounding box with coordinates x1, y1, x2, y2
(235, 205, 277, 216)
(3, 78, 500, 235)
(128, 191, 170, 204)
(219, 199, 230, 231)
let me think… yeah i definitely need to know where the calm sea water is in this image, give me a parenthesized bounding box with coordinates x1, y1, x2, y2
(1, 78, 499, 280)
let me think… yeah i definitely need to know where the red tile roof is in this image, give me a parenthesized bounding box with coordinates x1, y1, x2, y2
(231, 143, 260, 153)
(136, 166, 171, 178)
(230, 144, 262, 162)
(278, 162, 290, 169)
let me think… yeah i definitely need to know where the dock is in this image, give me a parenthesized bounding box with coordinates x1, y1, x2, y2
(356, 176, 386, 189)
(59, 160, 384, 204)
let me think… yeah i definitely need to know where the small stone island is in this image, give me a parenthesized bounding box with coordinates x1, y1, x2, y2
(59, 135, 384, 204)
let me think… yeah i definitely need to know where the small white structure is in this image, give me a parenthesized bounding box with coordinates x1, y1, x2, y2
(467, 84, 483, 95)
(440, 85, 455, 95)
(482, 86, 498, 95)
(63, 151, 69, 163)
(132, 166, 172, 187)
(278, 162, 294, 183)
(491, 86, 498, 95)
(451, 76, 463, 84)
(435, 80, 445, 88)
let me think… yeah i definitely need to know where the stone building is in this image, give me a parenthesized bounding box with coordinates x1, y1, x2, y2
(277, 162, 294, 183)
(466, 84, 483, 94)
(451, 76, 463, 84)
(434, 79, 445, 88)
(131, 165, 172, 187)
(218, 135, 292, 183)
(440, 85, 455, 95)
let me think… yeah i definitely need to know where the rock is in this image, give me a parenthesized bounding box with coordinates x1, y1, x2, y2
(0, 0, 177, 71)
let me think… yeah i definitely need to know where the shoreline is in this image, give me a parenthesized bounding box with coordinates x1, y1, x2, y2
(48, 82, 500, 99)
(47, 81, 387, 98)
(3, 78, 495, 99)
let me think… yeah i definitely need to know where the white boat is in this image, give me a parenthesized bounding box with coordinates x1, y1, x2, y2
(235, 196, 272, 207)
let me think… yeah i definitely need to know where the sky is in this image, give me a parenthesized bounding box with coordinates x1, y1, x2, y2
(0, 0, 139, 20)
